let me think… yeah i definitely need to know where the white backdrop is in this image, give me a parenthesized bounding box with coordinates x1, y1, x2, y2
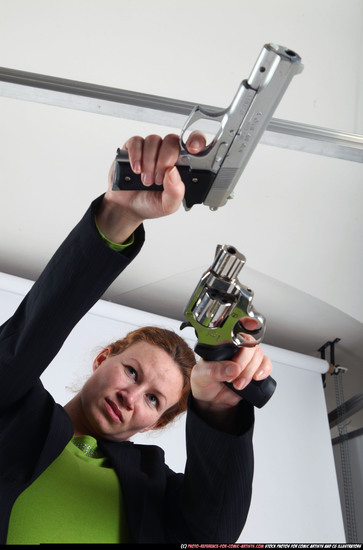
(0, 271, 345, 543)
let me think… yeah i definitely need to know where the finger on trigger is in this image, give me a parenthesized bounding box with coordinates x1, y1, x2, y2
(239, 317, 259, 332)
(185, 130, 207, 154)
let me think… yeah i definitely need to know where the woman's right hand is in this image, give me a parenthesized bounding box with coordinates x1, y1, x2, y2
(96, 131, 206, 244)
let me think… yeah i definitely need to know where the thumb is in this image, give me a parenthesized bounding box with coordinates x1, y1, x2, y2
(161, 167, 185, 215)
(196, 358, 240, 384)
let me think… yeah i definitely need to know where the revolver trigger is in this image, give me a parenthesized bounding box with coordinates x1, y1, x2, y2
(234, 318, 262, 336)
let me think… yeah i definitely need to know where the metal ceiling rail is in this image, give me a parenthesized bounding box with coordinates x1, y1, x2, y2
(1, 66, 362, 163)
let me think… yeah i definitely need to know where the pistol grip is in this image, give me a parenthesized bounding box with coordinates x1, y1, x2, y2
(195, 342, 276, 408)
(112, 153, 216, 209)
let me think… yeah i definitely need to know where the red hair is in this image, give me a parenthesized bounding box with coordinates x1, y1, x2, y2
(107, 326, 196, 429)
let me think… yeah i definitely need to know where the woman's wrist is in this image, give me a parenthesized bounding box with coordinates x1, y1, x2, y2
(191, 397, 240, 434)
(96, 194, 143, 245)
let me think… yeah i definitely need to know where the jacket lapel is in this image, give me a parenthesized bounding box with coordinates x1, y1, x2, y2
(99, 440, 166, 543)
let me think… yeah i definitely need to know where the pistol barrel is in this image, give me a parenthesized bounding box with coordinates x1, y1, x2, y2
(202, 44, 302, 209)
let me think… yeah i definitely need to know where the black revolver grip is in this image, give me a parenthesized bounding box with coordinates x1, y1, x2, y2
(112, 156, 216, 209)
(195, 342, 276, 409)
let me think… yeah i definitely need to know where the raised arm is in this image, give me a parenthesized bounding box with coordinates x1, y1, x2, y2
(0, 132, 206, 411)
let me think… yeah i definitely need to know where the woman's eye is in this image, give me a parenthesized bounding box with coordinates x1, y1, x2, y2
(147, 394, 158, 407)
(125, 365, 137, 380)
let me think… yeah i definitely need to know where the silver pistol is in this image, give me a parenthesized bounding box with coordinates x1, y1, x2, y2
(112, 43, 303, 210)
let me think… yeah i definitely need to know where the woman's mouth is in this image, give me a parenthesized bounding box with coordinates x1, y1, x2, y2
(105, 398, 123, 423)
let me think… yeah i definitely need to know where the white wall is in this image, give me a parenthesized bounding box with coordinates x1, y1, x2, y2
(0, 272, 345, 543)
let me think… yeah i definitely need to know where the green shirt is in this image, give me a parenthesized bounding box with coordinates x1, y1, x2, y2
(6, 435, 130, 544)
(94, 216, 135, 251)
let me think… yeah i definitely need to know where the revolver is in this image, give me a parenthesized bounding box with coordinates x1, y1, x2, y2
(112, 43, 303, 210)
(180, 244, 276, 408)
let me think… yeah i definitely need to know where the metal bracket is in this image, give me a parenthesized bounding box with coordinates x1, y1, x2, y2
(0, 66, 362, 163)
(318, 338, 348, 376)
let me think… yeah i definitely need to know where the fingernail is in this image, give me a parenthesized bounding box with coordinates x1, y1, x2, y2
(133, 160, 141, 174)
(256, 369, 264, 379)
(189, 139, 202, 153)
(142, 172, 153, 186)
(237, 378, 247, 390)
(169, 167, 179, 184)
(225, 365, 235, 377)
(155, 171, 164, 185)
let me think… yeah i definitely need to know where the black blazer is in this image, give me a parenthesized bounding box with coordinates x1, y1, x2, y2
(0, 196, 254, 544)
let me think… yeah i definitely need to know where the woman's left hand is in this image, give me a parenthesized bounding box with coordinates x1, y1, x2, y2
(191, 333, 273, 414)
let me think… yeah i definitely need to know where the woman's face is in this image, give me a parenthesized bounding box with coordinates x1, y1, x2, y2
(78, 341, 184, 442)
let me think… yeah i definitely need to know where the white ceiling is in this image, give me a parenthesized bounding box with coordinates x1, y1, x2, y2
(0, 0, 362, 431)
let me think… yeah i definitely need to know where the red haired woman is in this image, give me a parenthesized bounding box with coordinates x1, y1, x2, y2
(1, 133, 272, 544)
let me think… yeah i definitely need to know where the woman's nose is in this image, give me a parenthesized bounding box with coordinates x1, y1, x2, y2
(118, 387, 142, 410)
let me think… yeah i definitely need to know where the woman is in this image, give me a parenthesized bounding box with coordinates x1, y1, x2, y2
(0, 132, 273, 544)
(65, 326, 196, 442)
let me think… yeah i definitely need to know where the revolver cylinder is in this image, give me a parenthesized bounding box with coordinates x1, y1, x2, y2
(183, 245, 265, 348)
(194, 246, 245, 329)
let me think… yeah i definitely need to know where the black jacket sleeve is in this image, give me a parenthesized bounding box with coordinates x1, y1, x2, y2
(0, 195, 145, 412)
(164, 395, 254, 543)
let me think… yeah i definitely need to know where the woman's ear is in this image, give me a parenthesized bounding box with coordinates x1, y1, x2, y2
(93, 347, 111, 372)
